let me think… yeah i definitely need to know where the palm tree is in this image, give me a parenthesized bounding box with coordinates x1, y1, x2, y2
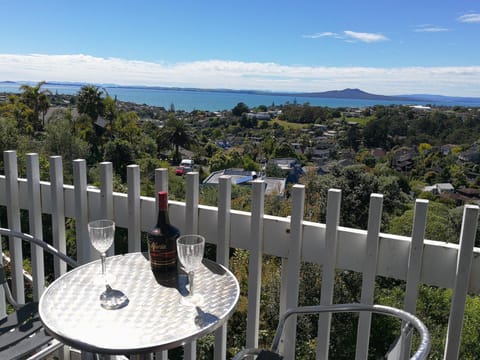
(163, 116, 194, 163)
(19, 81, 51, 130)
(77, 85, 105, 122)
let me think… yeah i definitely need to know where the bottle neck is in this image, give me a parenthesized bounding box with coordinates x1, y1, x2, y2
(157, 207, 170, 227)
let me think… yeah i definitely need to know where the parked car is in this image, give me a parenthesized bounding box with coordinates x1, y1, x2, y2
(176, 159, 194, 176)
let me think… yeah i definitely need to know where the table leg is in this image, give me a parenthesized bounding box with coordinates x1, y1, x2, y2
(80, 352, 130, 360)
(129, 354, 153, 360)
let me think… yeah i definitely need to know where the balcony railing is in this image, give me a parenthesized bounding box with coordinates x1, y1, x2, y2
(0, 150, 479, 360)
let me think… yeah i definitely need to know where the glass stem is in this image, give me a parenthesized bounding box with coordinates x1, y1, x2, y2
(188, 271, 194, 297)
(101, 252, 107, 280)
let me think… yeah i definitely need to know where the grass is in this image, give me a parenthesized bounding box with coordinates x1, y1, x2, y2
(271, 117, 310, 130)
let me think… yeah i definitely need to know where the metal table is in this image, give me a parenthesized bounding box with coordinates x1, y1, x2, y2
(39, 252, 240, 355)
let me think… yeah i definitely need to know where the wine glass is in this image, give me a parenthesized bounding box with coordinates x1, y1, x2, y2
(88, 219, 128, 310)
(177, 234, 205, 305)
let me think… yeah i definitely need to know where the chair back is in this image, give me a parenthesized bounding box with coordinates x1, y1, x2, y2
(272, 304, 430, 360)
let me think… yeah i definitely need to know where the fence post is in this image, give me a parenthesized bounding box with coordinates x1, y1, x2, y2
(246, 180, 265, 349)
(214, 175, 232, 360)
(127, 165, 141, 253)
(4, 150, 24, 302)
(26, 153, 45, 301)
(50, 156, 67, 278)
(443, 205, 479, 359)
(73, 159, 91, 265)
(282, 184, 305, 360)
(316, 189, 341, 359)
(184, 171, 200, 360)
(355, 194, 384, 360)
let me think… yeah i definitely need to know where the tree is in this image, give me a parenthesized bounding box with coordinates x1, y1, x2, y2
(113, 111, 141, 144)
(103, 139, 134, 181)
(0, 117, 21, 153)
(43, 119, 90, 177)
(161, 116, 194, 163)
(77, 85, 105, 122)
(103, 95, 117, 139)
(272, 142, 296, 159)
(232, 102, 249, 116)
(19, 81, 51, 130)
(209, 150, 243, 172)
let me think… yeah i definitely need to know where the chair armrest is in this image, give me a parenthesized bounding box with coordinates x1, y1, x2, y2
(232, 348, 262, 360)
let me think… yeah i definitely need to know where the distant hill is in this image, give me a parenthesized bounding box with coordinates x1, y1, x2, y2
(293, 88, 410, 101)
(1, 81, 479, 106)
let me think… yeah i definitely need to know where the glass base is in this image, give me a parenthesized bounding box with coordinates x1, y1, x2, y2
(100, 286, 129, 310)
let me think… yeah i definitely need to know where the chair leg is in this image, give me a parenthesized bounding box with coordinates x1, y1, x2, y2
(26, 339, 64, 360)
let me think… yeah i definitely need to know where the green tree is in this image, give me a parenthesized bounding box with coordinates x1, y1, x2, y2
(232, 102, 249, 117)
(0, 117, 21, 153)
(272, 142, 296, 159)
(113, 111, 141, 144)
(43, 119, 90, 177)
(209, 150, 243, 172)
(161, 116, 194, 163)
(103, 139, 134, 181)
(19, 81, 51, 130)
(103, 95, 117, 139)
(77, 85, 105, 122)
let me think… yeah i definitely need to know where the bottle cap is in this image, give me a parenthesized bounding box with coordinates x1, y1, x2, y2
(158, 191, 168, 209)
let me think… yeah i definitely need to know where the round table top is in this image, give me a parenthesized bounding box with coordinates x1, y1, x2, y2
(39, 252, 240, 355)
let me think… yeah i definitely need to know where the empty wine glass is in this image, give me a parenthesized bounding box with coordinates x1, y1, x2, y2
(88, 219, 128, 310)
(177, 234, 205, 305)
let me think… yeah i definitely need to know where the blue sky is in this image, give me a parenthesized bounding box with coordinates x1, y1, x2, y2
(1, 0, 479, 96)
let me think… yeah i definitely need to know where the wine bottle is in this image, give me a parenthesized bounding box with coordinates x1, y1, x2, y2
(148, 191, 179, 286)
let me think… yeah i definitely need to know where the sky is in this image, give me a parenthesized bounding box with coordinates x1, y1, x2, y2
(1, 0, 479, 97)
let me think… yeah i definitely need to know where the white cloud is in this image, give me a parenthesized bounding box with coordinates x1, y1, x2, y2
(413, 24, 450, 32)
(302, 32, 340, 39)
(457, 13, 480, 23)
(0, 54, 479, 97)
(343, 30, 388, 43)
(303, 30, 388, 43)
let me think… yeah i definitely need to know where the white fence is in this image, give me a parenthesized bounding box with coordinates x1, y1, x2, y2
(1, 150, 480, 359)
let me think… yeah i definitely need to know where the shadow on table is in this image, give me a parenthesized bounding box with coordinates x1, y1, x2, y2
(195, 307, 219, 328)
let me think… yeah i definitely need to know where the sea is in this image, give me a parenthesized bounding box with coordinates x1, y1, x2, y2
(1, 82, 479, 112)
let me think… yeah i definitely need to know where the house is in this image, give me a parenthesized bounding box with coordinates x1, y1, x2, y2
(246, 112, 271, 120)
(270, 158, 305, 183)
(458, 144, 480, 164)
(422, 183, 455, 195)
(291, 143, 303, 155)
(312, 149, 330, 165)
(370, 148, 386, 159)
(440, 144, 458, 156)
(392, 149, 417, 173)
(214, 140, 232, 149)
(202, 168, 286, 196)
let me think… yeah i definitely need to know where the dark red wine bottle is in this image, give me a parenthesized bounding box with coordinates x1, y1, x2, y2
(148, 191, 179, 286)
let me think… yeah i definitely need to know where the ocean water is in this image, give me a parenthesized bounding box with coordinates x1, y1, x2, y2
(1, 82, 477, 112)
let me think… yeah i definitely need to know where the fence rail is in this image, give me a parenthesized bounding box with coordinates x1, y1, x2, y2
(1, 150, 479, 359)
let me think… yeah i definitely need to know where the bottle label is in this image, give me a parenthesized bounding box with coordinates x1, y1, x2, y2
(148, 238, 177, 269)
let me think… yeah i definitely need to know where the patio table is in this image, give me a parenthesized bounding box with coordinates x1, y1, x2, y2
(38, 252, 239, 357)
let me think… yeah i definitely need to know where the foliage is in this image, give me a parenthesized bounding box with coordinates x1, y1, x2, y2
(387, 201, 465, 243)
(19, 81, 51, 130)
(43, 119, 90, 177)
(301, 164, 409, 228)
(232, 102, 249, 116)
(278, 103, 332, 124)
(209, 150, 243, 172)
(160, 116, 194, 163)
(76, 85, 105, 121)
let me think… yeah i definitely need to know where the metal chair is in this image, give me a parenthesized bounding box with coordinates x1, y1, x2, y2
(233, 303, 430, 360)
(0, 228, 77, 360)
